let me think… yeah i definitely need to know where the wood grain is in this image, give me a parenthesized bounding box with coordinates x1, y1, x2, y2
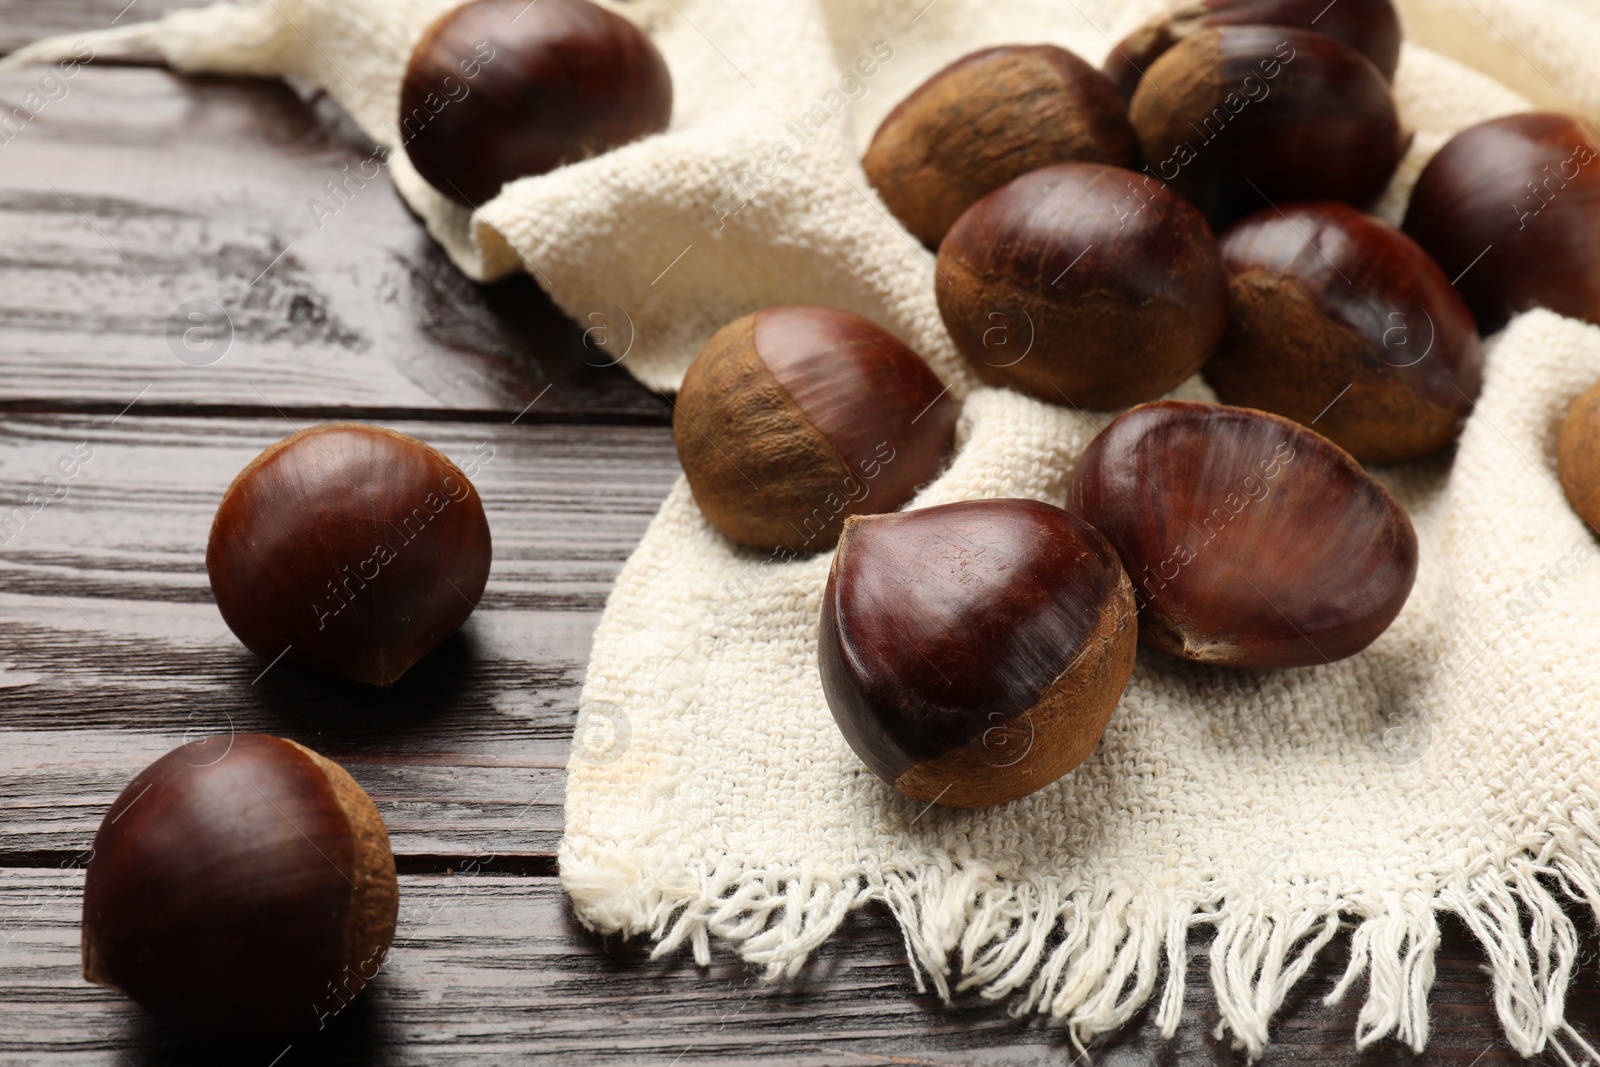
(0, 870, 1591, 1066)
(0, 64, 670, 423)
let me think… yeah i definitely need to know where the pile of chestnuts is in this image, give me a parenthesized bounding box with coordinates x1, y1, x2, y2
(674, 0, 1600, 807)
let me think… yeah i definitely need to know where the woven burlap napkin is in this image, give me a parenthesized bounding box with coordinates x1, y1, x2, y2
(12, 0, 1600, 1057)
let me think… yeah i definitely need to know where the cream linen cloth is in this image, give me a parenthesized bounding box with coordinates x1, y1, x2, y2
(11, 0, 1600, 1058)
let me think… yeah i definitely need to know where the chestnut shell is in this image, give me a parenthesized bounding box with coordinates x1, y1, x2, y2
(1402, 112, 1600, 333)
(863, 44, 1139, 248)
(1205, 202, 1483, 462)
(81, 735, 398, 1042)
(206, 423, 493, 687)
(1104, 0, 1402, 101)
(673, 306, 958, 556)
(1069, 401, 1418, 669)
(1130, 26, 1406, 230)
(935, 162, 1228, 410)
(820, 499, 1137, 808)
(401, 0, 672, 206)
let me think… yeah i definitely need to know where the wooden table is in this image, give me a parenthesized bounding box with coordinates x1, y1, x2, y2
(0, 4, 1595, 1062)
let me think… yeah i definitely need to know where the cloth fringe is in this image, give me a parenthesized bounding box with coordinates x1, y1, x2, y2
(563, 830, 1600, 1061)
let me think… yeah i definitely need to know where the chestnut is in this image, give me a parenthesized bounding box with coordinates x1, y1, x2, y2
(1104, 0, 1401, 101)
(819, 499, 1136, 808)
(862, 45, 1139, 249)
(1558, 380, 1600, 532)
(1204, 202, 1483, 462)
(401, 0, 672, 206)
(673, 305, 958, 556)
(207, 423, 493, 687)
(935, 162, 1228, 410)
(1402, 112, 1600, 333)
(82, 734, 398, 1042)
(1068, 401, 1417, 669)
(1130, 26, 1406, 230)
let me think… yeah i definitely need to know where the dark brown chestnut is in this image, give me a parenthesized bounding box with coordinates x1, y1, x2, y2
(935, 162, 1228, 409)
(401, 0, 672, 206)
(819, 499, 1136, 808)
(82, 734, 398, 1042)
(1104, 0, 1402, 101)
(673, 305, 958, 556)
(1204, 202, 1483, 462)
(1069, 401, 1417, 669)
(1130, 26, 1406, 230)
(1402, 112, 1600, 333)
(1559, 380, 1600, 531)
(207, 423, 493, 687)
(862, 45, 1139, 249)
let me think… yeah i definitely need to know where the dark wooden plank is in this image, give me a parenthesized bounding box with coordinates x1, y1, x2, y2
(0, 64, 670, 423)
(0, 870, 1591, 1065)
(0, 413, 680, 858)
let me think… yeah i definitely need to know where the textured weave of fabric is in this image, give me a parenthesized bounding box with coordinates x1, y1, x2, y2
(13, 0, 1600, 1056)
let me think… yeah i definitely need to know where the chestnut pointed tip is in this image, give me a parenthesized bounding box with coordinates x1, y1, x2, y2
(1175, 634, 1247, 665)
(335, 651, 419, 689)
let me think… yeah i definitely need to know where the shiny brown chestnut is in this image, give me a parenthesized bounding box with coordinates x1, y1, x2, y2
(674, 306, 958, 556)
(1130, 26, 1406, 230)
(819, 499, 1137, 808)
(1104, 0, 1401, 101)
(1204, 202, 1483, 462)
(82, 734, 398, 1042)
(1069, 401, 1418, 669)
(207, 423, 493, 687)
(935, 162, 1228, 409)
(1558, 380, 1600, 532)
(401, 0, 672, 206)
(1402, 112, 1600, 333)
(862, 45, 1139, 248)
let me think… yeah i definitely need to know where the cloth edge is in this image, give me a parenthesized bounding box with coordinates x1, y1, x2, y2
(560, 822, 1600, 1061)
